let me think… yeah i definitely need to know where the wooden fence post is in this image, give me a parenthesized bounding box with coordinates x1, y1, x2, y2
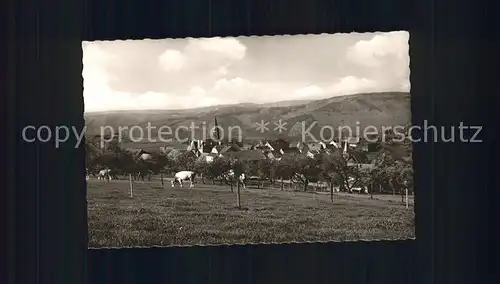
(236, 181, 241, 208)
(405, 187, 409, 209)
(129, 174, 133, 198)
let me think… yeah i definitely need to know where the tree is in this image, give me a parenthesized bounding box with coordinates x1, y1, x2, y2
(320, 150, 364, 193)
(400, 164, 414, 193)
(194, 160, 211, 184)
(369, 133, 414, 196)
(85, 137, 103, 174)
(132, 153, 155, 181)
(251, 159, 276, 188)
(87, 146, 136, 180)
(92, 152, 116, 169)
(148, 153, 174, 186)
(152, 153, 173, 173)
(231, 160, 248, 208)
(115, 150, 139, 176)
(290, 155, 322, 192)
(387, 160, 413, 199)
(134, 152, 175, 181)
(208, 157, 231, 185)
(277, 154, 301, 190)
(379, 125, 413, 165)
(174, 151, 198, 172)
(272, 157, 294, 191)
(318, 153, 341, 202)
(358, 167, 381, 199)
(106, 140, 122, 153)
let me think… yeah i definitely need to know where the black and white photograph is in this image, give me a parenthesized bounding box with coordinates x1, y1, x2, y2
(84, 32, 414, 248)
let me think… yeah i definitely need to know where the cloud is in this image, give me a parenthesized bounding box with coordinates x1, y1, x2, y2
(179, 38, 247, 80)
(295, 85, 325, 98)
(186, 37, 246, 61)
(211, 77, 256, 103)
(327, 76, 379, 95)
(346, 31, 409, 67)
(158, 49, 185, 71)
(83, 37, 248, 111)
(213, 66, 228, 76)
(82, 42, 121, 112)
(156, 37, 247, 74)
(188, 86, 207, 96)
(214, 77, 251, 90)
(344, 31, 409, 93)
(83, 32, 410, 112)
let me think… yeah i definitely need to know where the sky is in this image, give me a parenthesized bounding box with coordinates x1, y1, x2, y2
(82, 31, 410, 112)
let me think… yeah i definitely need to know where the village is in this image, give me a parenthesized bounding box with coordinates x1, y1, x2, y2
(85, 118, 414, 197)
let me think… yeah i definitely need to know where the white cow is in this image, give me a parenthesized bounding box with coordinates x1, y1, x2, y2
(227, 169, 246, 189)
(171, 171, 196, 188)
(97, 168, 113, 181)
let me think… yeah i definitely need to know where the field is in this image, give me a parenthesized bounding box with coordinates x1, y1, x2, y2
(87, 177, 415, 248)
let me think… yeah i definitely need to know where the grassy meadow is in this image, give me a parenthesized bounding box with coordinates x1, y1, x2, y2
(87, 177, 415, 248)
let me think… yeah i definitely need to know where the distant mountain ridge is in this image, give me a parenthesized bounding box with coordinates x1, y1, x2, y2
(84, 92, 411, 141)
(85, 99, 313, 114)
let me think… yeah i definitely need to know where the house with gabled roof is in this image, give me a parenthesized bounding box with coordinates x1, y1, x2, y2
(267, 138, 289, 152)
(289, 140, 302, 149)
(263, 150, 281, 160)
(197, 152, 218, 163)
(187, 140, 203, 152)
(211, 145, 225, 154)
(307, 149, 323, 158)
(195, 139, 217, 154)
(294, 142, 307, 153)
(327, 139, 341, 149)
(200, 144, 214, 153)
(305, 141, 326, 151)
(345, 148, 379, 170)
(250, 140, 270, 151)
(280, 147, 301, 155)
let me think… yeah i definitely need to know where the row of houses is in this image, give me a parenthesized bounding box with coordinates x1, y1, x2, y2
(121, 135, 384, 170)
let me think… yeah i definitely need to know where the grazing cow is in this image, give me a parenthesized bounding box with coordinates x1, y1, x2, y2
(171, 171, 197, 188)
(97, 168, 114, 181)
(226, 169, 246, 189)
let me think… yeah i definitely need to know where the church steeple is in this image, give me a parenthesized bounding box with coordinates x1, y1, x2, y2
(213, 116, 221, 143)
